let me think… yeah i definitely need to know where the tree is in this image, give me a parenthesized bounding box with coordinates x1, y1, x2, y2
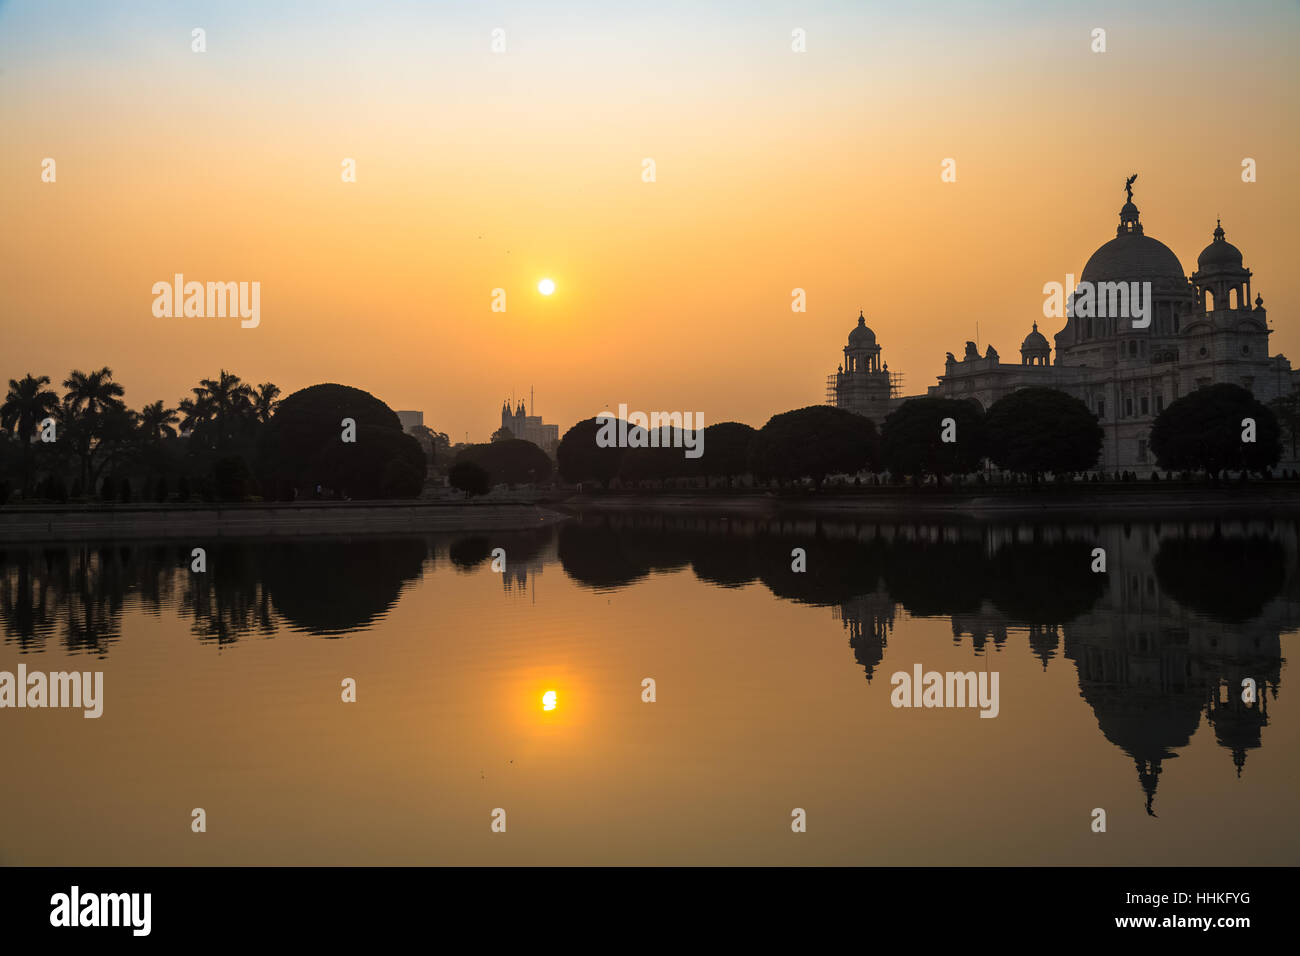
(1150, 383, 1280, 477)
(252, 382, 282, 424)
(138, 400, 180, 442)
(694, 421, 757, 486)
(748, 406, 877, 488)
(1, 374, 60, 493)
(257, 383, 427, 499)
(212, 455, 252, 501)
(410, 425, 450, 464)
(181, 370, 254, 450)
(881, 397, 985, 485)
(618, 426, 692, 486)
(62, 367, 126, 489)
(491, 426, 515, 443)
(449, 460, 490, 498)
(985, 387, 1102, 481)
(557, 417, 627, 488)
(454, 439, 553, 487)
(1268, 389, 1300, 460)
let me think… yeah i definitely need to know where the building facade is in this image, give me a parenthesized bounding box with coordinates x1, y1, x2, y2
(500, 399, 560, 456)
(828, 184, 1296, 471)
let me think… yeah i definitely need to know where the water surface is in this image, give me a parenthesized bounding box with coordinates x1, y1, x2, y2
(1, 514, 1295, 865)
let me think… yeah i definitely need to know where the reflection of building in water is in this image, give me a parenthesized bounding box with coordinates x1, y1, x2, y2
(500, 537, 559, 595)
(823, 520, 1295, 814)
(1062, 521, 1294, 814)
(834, 588, 895, 681)
(951, 602, 1009, 656)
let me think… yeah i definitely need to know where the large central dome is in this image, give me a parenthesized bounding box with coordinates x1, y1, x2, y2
(1080, 198, 1185, 285)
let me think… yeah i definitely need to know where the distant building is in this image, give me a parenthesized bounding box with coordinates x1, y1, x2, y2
(828, 180, 1298, 471)
(500, 398, 559, 455)
(395, 410, 424, 434)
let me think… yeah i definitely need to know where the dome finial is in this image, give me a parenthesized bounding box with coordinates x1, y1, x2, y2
(1124, 173, 1137, 203)
(1214, 218, 1225, 242)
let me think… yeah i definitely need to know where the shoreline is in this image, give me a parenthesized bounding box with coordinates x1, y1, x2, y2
(554, 486, 1300, 521)
(4, 484, 1300, 539)
(0, 501, 569, 541)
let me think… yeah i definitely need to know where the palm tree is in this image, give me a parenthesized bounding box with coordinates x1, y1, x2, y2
(61, 367, 126, 489)
(62, 367, 125, 418)
(1, 374, 61, 494)
(183, 371, 253, 450)
(138, 401, 180, 442)
(252, 382, 281, 424)
(1, 374, 60, 443)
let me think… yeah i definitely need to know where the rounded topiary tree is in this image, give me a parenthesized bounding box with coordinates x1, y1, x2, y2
(694, 421, 757, 486)
(985, 387, 1102, 481)
(454, 439, 553, 487)
(258, 383, 427, 499)
(557, 417, 627, 488)
(747, 405, 877, 488)
(1150, 383, 1280, 478)
(449, 460, 491, 498)
(880, 397, 985, 484)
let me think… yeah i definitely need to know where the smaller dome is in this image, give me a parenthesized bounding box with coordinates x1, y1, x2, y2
(1021, 322, 1050, 351)
(1119, 201, 1140, 222)
(848, 311, 876, 348)
(1197, 220, 1244, 273)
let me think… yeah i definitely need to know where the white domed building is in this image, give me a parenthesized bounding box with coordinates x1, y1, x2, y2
(905, 182, 1295, 471)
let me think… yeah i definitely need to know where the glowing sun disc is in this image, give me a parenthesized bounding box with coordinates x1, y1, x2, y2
(538, 278, 556, 295)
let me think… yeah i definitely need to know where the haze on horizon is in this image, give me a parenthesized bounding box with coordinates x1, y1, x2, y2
(3, 0, 1298, 442)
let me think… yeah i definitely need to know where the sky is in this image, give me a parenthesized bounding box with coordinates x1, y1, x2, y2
(3, 0, 1298, 442)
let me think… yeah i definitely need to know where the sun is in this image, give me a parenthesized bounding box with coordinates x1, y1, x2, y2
(538, 278, 556, 296)
(542, 690, 557, 711)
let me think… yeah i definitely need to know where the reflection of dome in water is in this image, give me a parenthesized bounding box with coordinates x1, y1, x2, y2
(1066, 636, 1204, 816)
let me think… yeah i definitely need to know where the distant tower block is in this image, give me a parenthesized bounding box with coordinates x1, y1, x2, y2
(500, 389, 560, 455)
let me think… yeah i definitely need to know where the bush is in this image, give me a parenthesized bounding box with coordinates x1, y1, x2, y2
(449, 460, 490, 498)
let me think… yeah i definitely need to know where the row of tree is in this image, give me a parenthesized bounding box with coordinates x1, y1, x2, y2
(551, 384, 1282, 489)
(0, 370, 428, 503)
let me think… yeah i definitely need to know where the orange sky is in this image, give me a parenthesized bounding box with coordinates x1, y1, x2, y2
(3, 0, 1298, 441)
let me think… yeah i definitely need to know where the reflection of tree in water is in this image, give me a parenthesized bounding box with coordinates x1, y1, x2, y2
(757, 530, 887, 607)
(262, 538, 427, 636)
(1153, 535, 1285, 623)
(882, 536, 990, 617)
(448, 536, 493, 571)
(2, 536, 429, 649)
(180, 543, 272, 646)
(0, 543, 185, 657)
(557, 521, 653, 590)
(986, 540, 1108, 624)
(0, 548, 59, 653)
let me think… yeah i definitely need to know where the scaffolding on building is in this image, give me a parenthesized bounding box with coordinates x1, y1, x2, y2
(826, 370, 906, 406)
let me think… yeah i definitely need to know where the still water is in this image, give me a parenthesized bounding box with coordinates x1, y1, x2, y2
(2, 513, 1296, 865)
